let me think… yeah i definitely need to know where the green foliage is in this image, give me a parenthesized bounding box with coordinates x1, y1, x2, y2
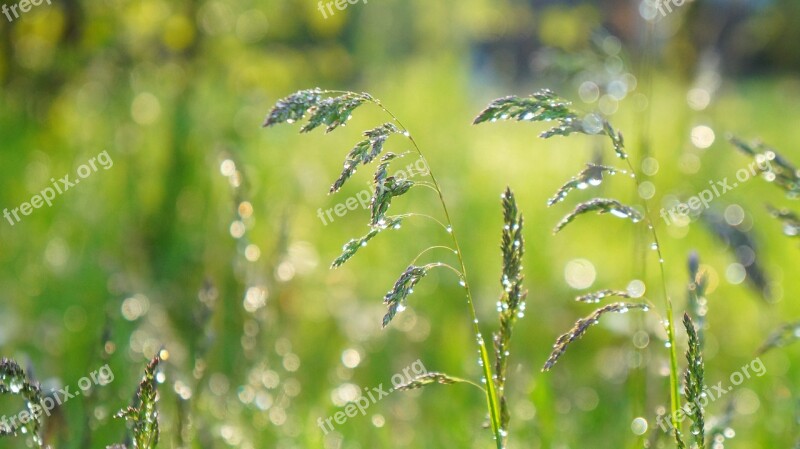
(682, 313, 706, 449)
(266, 89, 532, 448)
(112, 354, 162, 449)
(476, 89, 683, 442)
(0, 358, 45, 448)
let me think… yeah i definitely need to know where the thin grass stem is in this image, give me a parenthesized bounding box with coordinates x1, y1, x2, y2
(369, 98, 505, 449)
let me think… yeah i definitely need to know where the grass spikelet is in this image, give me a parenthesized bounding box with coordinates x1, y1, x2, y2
(553, 198, 642, 234)
(114, 353, 162, 449)
(262, 89, 372, 133)
(729, 136, 800, 196)
(330, 123, 402, 193)
(493, 187, 527, 435)
(262, 88, 323, 127)
(394, 372, 471, 391)
(575, 289, 630, 304)
(383, 265, 429, 327)
(331, 217, 403, 268)
(474, 90, 628, 158)
(767, 204, 800, 237)
(0, 358, 44, 447)
(701, 211, 770, 300)
(548, 164, 623, 206)
(472, 90, 581, 139)
(683, 313, 706, 449)
(542, 302, 649, 371)
(757, 321, 800, 355)
(371, 156, 414, 226)
(687, 252, 709, 346)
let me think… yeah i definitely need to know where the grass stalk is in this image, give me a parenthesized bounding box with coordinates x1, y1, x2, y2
(621, 156, 683, 439)
(367, 96, 505, 448)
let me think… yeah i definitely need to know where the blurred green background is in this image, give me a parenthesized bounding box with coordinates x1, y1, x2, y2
(2, 0, 800, 448)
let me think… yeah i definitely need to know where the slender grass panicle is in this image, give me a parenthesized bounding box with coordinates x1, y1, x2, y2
(548, 163, 627, 206)
(382, 265, 429, 328)
(394, 372, 471, 391)
(265, 89, 536, 448)
(682, 313, 706, 449)
(729, 136, 800, 196)
(575, 289, 630, 304)
(553, 198, 642, 234)
(492, 188, 528, 433)
(687, 252, 709, 346)
(757, 321, 800, 355)
(701, 210, 771, 300)
(475, 89, 683, 439)
(0, 358, 45, 448)
(542, 303, 649, 371)
(766, 205, 800, 237)
(112, 354, 162, 449)
(729, 136, 800, 240)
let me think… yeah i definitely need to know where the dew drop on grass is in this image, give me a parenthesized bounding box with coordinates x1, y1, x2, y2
(631, 417, 648, 435)
(445, 225, 453, 233)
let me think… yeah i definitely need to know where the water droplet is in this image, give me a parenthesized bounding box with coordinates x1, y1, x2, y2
(445, 226, 453, 233)
(631, 417, 648, 435)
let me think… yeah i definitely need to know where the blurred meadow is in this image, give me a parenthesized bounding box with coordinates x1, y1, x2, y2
(2, 0, 800, 448)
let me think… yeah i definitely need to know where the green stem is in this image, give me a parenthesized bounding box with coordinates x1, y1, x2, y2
(622, 157, 682, 439)
(371, 99, 505, 449)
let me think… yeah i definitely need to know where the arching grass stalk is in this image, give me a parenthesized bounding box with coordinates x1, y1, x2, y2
(263, 89, 517, 448)
(368, 96, 504, 447)
(473, 90, 682, 443)
(619, 153, 683, 441)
